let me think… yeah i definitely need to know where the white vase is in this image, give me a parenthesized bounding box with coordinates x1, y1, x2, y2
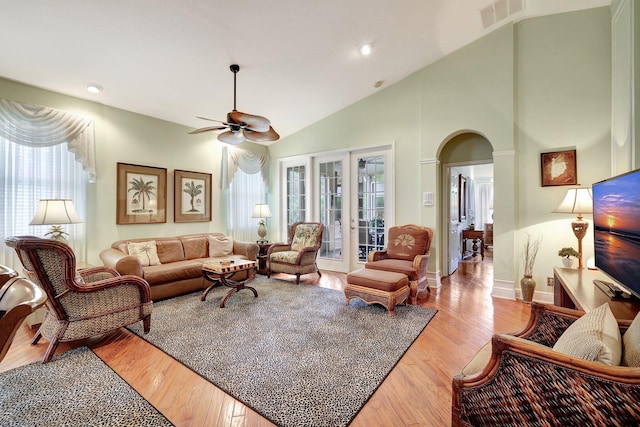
(561, 258, 575, 268)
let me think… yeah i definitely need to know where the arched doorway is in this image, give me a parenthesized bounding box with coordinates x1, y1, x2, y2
(438, 132, 493, 276)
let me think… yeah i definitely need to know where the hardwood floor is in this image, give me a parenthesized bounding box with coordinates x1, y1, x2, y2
(0, 250, 531, 426)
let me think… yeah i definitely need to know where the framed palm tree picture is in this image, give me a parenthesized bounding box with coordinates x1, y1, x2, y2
(116, 163, 167, 224)
(174, 169, 212, 222)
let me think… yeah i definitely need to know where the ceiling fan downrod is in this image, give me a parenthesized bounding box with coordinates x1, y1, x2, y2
(230, 64, 239, 112)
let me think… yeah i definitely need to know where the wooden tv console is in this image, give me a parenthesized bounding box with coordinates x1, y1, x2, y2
(553, 267, 640, 321)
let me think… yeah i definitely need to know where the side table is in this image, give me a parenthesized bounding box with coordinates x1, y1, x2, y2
(257, 241, 272, 275)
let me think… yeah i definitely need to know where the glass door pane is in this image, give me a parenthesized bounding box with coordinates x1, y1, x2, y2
(286, 164, 306, 239)
(318, 160, 342, 260)
(356, 155, 386, 262)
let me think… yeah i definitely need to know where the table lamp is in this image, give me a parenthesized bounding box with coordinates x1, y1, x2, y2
(552, 187, 592, 269)
(252, 204, 272, 242)
(30, 199, 83, 244)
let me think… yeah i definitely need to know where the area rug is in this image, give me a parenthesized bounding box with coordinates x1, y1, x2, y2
(128, 277, 437, 427)
(0, 347, 173, 427)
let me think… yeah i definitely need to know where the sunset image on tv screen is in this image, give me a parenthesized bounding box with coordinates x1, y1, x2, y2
(593, 169, 640, 297)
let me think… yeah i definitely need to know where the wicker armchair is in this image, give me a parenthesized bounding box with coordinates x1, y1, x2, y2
(5, 236, 153, 363)
(267, 222, 324, 285)
(0, 276, 47, 363)
(365, 224, 433, 304)
(452, 302, 640, 426)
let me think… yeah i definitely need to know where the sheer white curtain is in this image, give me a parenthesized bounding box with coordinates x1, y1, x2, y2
(223, 147, 269, 242)
(0, 99, 92, 268)
(474, 181, 494, 229)
(228, 170, 267, 242)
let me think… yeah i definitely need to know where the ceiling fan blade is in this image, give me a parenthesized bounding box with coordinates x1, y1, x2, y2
(189, 125, 228, 134)
(196, 116, 229, 124)
(243, 127, 280, 142)
(217, 130, 246, 145)
(229, 111, 271, 133)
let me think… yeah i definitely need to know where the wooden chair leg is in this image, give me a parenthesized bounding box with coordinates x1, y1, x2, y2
(295, 274, 301, 285)
(143, 315, 151, 334)
(42, 337, 60, 363)
(31, 329, 43, 345)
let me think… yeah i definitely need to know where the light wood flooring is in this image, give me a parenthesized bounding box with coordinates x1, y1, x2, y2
(0, 249, 531, 426)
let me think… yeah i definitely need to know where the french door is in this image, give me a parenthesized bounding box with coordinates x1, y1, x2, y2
(279, 147, 392, 273)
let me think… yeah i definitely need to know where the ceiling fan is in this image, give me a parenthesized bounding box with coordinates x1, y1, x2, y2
(189, 64, 280, 145)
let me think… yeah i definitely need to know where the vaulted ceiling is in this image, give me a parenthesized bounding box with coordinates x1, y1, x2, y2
(0, 0, 610, 142)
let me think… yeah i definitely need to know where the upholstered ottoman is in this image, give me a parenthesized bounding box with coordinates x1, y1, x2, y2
(345, 269, 409, 316)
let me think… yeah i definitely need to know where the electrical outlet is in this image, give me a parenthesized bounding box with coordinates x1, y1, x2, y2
(547, 277, 554, 287)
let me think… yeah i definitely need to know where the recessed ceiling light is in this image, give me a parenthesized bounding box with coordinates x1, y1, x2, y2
(359, 43, 372, 56)
(86, 83, 103, 94)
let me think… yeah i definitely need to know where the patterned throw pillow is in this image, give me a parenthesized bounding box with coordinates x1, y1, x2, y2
(127, 241, 161, 267)
(623, 311, 640, 366)
(291, 224, 321, 252)
(209, 235, 233, 257)
(386, 227, 429, 261)
(553, 303, 622, 365)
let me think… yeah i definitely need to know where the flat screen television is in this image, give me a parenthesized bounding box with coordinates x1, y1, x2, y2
(592, 168, 640, 298)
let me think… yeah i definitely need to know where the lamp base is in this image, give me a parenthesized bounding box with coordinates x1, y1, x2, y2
(572, 218, 589, 269)
(45, 225, 69, 245)
(257, 220, 267, 240)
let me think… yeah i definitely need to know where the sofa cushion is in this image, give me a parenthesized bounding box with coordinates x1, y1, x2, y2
(127, 241, 161, 266)
(623, 311, 640, 367)
(209, 235, 233, 257)
(180, 235, 208, 259)
(386, 227, 429, 261)
(155, 239, 186, 263)
(142, 260, 203, 286)
(553, 303, 622, 365)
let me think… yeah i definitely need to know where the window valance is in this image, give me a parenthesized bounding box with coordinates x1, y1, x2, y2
(0, 98, 96, 182)
(221, 146, 269, 189)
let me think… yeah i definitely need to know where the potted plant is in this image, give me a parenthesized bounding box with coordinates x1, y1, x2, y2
(558, 247, 579, 268)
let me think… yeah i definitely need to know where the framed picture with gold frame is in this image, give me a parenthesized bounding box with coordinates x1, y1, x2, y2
(541, 149, 577, 187)
(174, 169, 212, 223)
(458, 174, 467, 222)
(116, 163, 167, 224)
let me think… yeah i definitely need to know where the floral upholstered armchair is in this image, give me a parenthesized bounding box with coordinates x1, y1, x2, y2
(365, 224, 433, 304)
(5, 236, 153, 363)
(267, 222, 324, 285)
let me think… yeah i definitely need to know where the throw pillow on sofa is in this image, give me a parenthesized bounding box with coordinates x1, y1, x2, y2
(209, 235, 233, 257)
(127, 241, 161, 266)
(553, 302, 622, 365)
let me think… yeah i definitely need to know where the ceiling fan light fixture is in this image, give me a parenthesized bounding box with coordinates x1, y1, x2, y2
(218, 130, 245, 145)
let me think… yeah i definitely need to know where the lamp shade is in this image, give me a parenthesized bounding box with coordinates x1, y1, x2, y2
(252, 204, 272, 219)
(552, 188, 593, 215)
(30, 199, 83, 225)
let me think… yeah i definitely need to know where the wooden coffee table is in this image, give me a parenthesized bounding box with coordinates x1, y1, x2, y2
(201, 259, 258, 308)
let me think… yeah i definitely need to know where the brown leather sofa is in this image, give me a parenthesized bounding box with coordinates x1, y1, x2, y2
(100, 233, 259, 300)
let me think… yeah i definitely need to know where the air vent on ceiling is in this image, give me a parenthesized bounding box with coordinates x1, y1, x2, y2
(481, 0, 524, 30)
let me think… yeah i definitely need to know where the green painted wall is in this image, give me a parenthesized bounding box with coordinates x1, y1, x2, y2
(269, 7, 612, 297)
(0, 78, 266, 265)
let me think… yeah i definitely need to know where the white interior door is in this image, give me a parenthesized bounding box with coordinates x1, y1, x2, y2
(349, 148, 393, 271)
(314, 154, 350, 272)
